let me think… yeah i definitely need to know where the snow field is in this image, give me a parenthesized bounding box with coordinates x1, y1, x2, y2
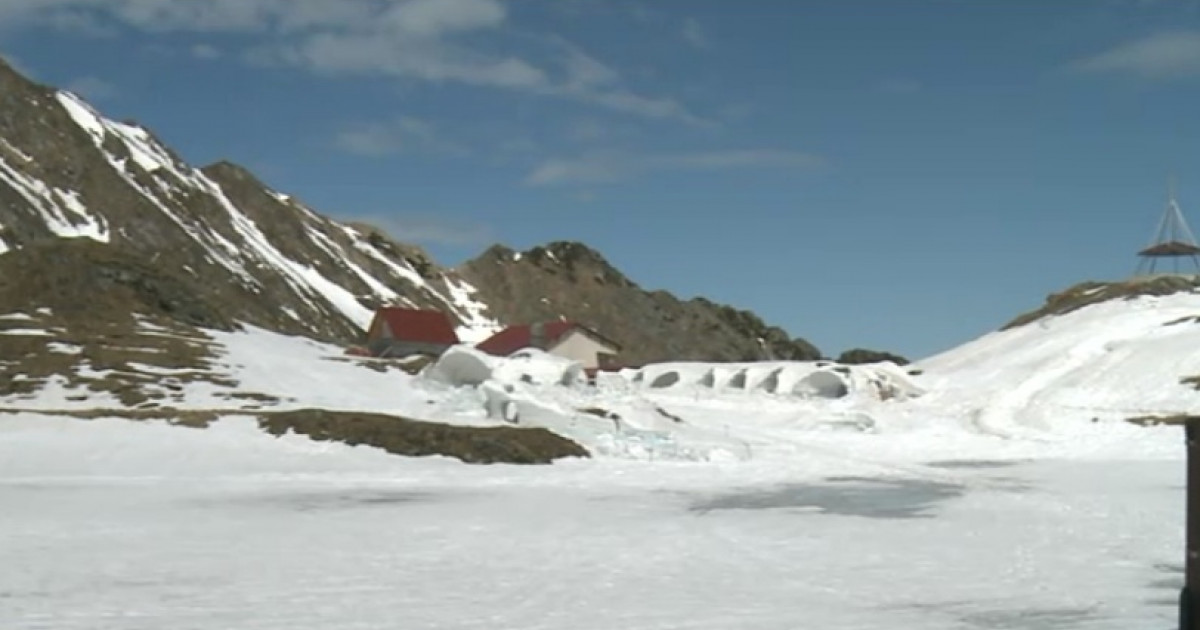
(3, 289, 1200, 628)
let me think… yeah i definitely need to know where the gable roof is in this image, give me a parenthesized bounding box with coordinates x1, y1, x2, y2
(370, 307, 460, 345)
(476, 321, 620, 356)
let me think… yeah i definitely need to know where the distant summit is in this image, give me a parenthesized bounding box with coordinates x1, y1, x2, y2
(458, 242, 822, 365)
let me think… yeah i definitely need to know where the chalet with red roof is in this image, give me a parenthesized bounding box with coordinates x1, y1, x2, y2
(365, 307, 460, 358)
(476, 321, 621, 370)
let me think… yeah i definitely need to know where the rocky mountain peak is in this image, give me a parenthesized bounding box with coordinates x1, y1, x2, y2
(459, 240, 822, 364)
(201, 159, 259, 182)
(531, 240, 610, 265)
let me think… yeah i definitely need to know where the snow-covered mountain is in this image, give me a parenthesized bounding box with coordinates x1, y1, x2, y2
(5, 51, 1199, 465)
(0, 58, 499, 344)
(0, 56, 823, 364)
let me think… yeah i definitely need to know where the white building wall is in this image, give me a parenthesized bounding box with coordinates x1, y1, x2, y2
(547, 329, 616, 369)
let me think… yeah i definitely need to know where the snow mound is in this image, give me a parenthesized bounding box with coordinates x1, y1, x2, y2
(423, 345, 496, 388)
(493, 348, 585, 387)
(423, 346, 584, 389)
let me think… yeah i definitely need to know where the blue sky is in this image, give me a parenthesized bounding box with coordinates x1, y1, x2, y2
(3, 0, 1200, 359)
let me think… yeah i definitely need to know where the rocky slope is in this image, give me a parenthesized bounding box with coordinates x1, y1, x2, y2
(0, 55, 818, 365)
(0, 56, 495, 345)
(458, 242, 820, 365)
(1002, 275, 1200, 331)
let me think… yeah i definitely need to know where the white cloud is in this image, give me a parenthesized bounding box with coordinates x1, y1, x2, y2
(66, 75, 118, 100)
(0, 0, 704, 124)
(334, 116, 466, 157)
(191, 43, 222, 59)
(1072, 30, 1200, 78)
(369, 214, 495, 246)
(559, 42, 619, 90)
(381, 0, 505, 37)
(682, 17, 708, 49)
(524, 149, 824, 186)
(562, 117, 638, 144)
(272, 33, 550, 89)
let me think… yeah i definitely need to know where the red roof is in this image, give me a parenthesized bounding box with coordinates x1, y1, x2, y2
(476, 321, 619, 356)
(369, 308, 460, 345)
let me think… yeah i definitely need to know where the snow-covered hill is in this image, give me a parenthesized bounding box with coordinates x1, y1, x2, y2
(916, 289, 1200, 437)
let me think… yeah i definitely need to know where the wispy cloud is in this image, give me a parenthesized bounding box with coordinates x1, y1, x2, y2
(66, 75, 118, 100)
(334, 116, 467, 157)
(682, 17, 708, 49)
(191, 43, 222, 59)
(525, 149, 824, 186)
(561, 117, 641, 144)
(368, 213, 495, 246)
(1071, 30, 1200, 78)
(0, 0, 705, 124)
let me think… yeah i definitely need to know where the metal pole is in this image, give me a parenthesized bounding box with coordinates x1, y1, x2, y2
(1182, 419, 1200, 630)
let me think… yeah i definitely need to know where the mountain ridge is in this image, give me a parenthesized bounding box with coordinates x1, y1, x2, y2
(0, 55, 826, 365)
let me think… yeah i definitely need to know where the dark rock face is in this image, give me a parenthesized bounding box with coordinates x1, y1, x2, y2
(0, 239, 233, 330)
(836, 348, 910, 366)
(457, 241, 822, 365)
(258, 408, 589, 464)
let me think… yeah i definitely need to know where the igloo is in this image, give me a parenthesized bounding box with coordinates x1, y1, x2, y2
(792, 370, 849, 399)
(423, 346, 495, 387)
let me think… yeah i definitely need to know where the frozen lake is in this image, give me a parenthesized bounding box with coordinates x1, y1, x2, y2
(0, 455, 1183, 629)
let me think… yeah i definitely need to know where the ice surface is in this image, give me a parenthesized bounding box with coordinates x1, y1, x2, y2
(0, 413, 1185, 629)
